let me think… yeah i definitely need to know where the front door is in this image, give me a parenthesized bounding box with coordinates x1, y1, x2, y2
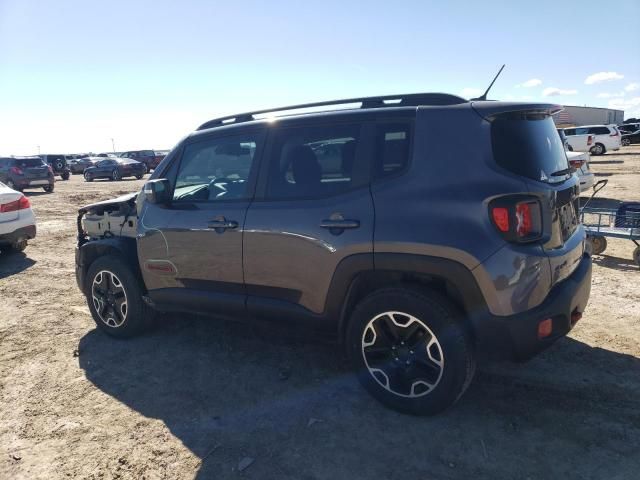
(141, 130, 265, 315)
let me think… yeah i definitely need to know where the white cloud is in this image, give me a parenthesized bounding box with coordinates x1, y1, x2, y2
(625, 82, 640, 92)
(519, 78, 542, 88)
(460, 87, 483, 98)
(597, 91, 625, 98)
(584, 71, 624, 85)
(542, 87, 578, 97)
(608, 97, 640, 116)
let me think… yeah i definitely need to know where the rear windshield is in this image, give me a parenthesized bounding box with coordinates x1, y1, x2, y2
(13, 158, 44, 168)
(491, 114, 569, 184)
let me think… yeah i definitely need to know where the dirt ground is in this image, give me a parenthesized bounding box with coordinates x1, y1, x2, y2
(1, 148, 639, 480)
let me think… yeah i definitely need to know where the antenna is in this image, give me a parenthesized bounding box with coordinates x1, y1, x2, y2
(472, 64, 506, 101)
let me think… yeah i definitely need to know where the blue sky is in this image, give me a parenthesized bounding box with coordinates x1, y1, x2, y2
(1, 0, 639, 154)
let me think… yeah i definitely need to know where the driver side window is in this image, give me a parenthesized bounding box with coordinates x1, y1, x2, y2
(173, 134, 259, 202)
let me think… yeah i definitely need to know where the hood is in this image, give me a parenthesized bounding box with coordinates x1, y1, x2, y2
(78, 191, 138, 215)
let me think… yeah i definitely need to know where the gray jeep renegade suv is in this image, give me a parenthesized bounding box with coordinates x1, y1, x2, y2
(75, 93, 592, 415)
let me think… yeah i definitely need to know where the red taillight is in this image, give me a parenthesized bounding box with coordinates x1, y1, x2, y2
(490, 199, 542, 242)
(569, 159, 585, 169)
(491, 207, 510, 232)
(0, 195, 30, 213)
(515, 202, 533, 237)
(537, 318, 553, 339)
(10, 166, 23, 175)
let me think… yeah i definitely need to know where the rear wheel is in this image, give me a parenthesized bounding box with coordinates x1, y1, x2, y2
(112, 169, 121, 181)
(43, 184, 54, 193)
(346, 287, 475, 415)
(590, 143, 605, 155)
(135, 174, 143, 180)
(622, 138, 631, 146)
(10, 237, 28, 252)
(61, 171, 70, 181)
(633, 247, 640, 267)
(86, 255, 154, 338)
(84, 172, 93, 182)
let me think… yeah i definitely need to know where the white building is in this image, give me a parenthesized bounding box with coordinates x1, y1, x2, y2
(554, 105, 624, 127)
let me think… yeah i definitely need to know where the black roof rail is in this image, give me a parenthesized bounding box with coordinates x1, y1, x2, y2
(197, 92, 467, 130)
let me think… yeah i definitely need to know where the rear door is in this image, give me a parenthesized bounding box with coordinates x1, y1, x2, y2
(243, 121, 374, 318)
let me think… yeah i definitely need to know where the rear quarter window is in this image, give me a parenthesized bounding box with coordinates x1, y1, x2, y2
(491, 114, 569, 184)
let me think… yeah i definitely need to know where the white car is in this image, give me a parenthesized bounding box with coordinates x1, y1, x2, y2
(563, 125, 622, 156)
(0, 181, 36, 252)
(566, 151, 594, 192)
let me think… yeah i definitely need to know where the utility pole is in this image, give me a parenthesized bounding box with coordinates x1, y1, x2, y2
(111, 138, 116, 153)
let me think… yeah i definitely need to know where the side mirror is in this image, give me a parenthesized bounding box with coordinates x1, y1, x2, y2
(144, 178, 170, 205)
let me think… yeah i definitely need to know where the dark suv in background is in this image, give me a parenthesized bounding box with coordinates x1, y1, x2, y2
(75, 93, 592, 415)
(0, 156, 55, 192)
(39, 154, 71, 180)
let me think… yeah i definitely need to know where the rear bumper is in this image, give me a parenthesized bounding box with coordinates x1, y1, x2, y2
(476, 253, 592, 361)
(14, 178, 54, 189)
(0, 224, 36, 245)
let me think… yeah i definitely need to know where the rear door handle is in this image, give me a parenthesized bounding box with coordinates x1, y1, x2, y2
(207, 217, 238, 230)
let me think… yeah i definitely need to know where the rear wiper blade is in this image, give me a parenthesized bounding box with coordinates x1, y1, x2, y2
(550, 167, 572, 177)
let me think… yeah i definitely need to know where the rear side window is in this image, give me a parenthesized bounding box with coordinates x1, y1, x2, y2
(491, 114, 569, 184)
(266, 124, 361, 199)
(589, 126, 610, 135)
(374, 123, 411, 179)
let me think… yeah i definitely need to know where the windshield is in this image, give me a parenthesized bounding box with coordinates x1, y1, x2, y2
(491, 114, 569, 183)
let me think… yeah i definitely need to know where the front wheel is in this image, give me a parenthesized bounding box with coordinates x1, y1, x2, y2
(346, 288, 475, 415)
(622, 138, 631, 146)
(85, 255, 154, 338)
(84, 172, 93, 182)
(112, 169, 121, 181)
(61, 171, 70, 181)
(43, 184, 54, 193)
(633, 247, 640, 267)
(135, 174, 143, 180)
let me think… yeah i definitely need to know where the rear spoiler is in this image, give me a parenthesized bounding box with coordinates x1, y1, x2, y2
(471, 101, 563, 121)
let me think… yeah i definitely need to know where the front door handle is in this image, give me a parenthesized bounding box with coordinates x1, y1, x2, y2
(207, 216, 238, 231)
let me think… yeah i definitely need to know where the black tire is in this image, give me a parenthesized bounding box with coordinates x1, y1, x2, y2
(622, 138, 631, 147)
(10, 237, 28, 252)
(61, 171, 70, 181)
(346, 287, 475, 415)
(85, 255, 154, 338)
(589, 236, 607, 255)
(633, 247, 640, 268)
(567, 145, 573, 151)
(590, 143, 606, 156)
(135, 174, 143, 180)
(112, 169, 121, 181)
(43, 184, 54, 193)
(84, 172, 93, 182)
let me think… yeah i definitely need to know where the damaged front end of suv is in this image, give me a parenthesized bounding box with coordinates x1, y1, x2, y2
(75, 192, 140, 294)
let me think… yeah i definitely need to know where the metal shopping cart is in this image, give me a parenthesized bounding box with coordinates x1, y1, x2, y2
(579, 180, 640, 267)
